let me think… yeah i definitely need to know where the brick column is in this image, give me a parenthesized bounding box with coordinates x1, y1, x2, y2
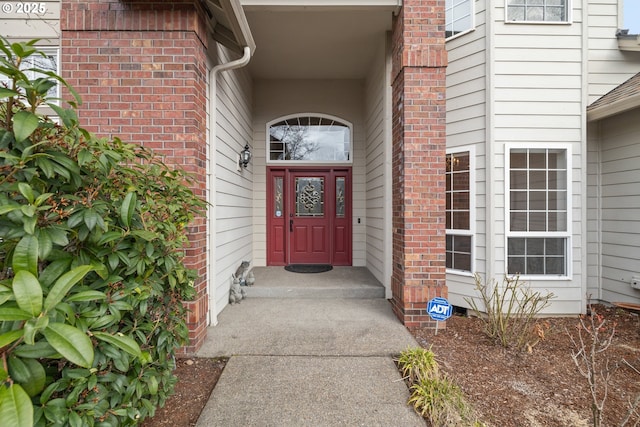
(60, 0, 209, 353)
(390, 0, 448, 328)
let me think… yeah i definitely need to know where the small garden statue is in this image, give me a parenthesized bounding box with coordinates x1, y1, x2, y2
(245, 270, 255, 286)
(234, 260, 250, 286)
(229, 274, 247, 304)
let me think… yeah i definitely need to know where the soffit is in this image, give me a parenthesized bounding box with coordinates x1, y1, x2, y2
(242, 3, 396, 79)
(204, 0, 256, 54)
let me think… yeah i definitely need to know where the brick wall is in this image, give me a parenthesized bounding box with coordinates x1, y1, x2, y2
(390, 0, 448, 328)
(61, 0, 209, 353)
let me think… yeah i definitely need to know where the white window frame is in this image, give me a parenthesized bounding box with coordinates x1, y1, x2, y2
(504, 143, 572, 280)
(446, 145, 475, 276)
(0, 46, 60, 105)
(445, 0, 475, 41)
(505, 0, 572, 24)
(266, 113, 353, 165)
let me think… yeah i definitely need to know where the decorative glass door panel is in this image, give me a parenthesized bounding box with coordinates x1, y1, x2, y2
(290, 174, 330, 264)
(296, 178, 324, 217)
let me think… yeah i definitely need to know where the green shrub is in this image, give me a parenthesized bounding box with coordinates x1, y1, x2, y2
(0, 39, 205, 426)
(466, 274, 555, 351)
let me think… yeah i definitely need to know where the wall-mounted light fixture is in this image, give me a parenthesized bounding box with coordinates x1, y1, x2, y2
(239, 144, 252, 168)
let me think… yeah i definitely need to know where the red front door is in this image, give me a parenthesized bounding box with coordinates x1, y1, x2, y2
(267, 168, 351, 266)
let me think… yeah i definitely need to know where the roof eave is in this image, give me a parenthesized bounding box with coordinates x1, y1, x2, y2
(616, 30, 640, 52)
(205, 0, 256, 55)
(587, 92, 640, 122)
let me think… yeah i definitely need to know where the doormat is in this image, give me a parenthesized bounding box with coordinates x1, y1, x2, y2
(284, 264, 333, 274)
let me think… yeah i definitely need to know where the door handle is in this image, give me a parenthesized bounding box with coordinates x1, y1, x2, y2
(290, 219, 293, 232)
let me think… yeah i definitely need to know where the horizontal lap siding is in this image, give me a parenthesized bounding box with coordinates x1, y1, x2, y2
(585, 0, 640, 305)
(491, 0, 585, 313)
(0, 0, 60, 42)
(588, 0, 640, 102)
(598, 110, 640, 304)
(445, 0, 487, 307)
(214, 45, 253, 316)
(586, 124, 600, 298)
(365, 37, 389, 288)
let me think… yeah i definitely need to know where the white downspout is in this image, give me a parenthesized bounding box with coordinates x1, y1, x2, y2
(207, 46, 251, 326)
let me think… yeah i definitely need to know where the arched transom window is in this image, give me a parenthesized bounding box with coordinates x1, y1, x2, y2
(268, 114, 352, 163)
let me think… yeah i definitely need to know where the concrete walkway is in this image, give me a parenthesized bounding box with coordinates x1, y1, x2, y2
(195, 298, 426, 426)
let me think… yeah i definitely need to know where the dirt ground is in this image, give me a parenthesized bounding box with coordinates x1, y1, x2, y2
(416, 304, 640, 427)
(142, 304, 640, 427)
(140, 357, 226, 427)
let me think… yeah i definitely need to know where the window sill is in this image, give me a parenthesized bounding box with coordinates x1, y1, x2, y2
(446, 28, 476, 43)
(446, 269, 474, 278)
(504, 20, 571, 25)
(507, 274, 572, 281)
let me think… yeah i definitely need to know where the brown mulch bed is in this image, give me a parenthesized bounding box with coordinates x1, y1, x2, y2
(413, 304, 640, 426)
(140, 357, 226, 427)
(142, 304, 640, 427)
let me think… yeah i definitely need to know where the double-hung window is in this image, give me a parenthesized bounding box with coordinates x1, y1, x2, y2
(506, 147, 570, 276)
(446, 0, 474, 39)
(446, 150, 473, 273)
(507, 0, 568, 22)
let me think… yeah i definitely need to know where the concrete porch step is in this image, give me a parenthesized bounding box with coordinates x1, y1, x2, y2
(243, 266, 386, 299)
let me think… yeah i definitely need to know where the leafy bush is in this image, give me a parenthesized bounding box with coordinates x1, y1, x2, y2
(397, 347, 483, 427)
(466, 274, 554, 351)
(0, 39, 205, 426)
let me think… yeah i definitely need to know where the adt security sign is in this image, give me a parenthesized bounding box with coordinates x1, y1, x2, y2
(427, 297, 452, 322)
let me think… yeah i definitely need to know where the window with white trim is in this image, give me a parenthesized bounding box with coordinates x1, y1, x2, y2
(507, 148, 569, 276)
(446, 150, 473, 272)
(506, 0, 568, 22)
(268, 115, 352, 163)
(446, 0, 474, 39)
(0, 47, 59, 103)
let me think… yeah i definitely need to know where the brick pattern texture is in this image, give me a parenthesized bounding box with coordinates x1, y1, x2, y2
(391, 0, 448, 328)
(61, 0, 209, 353)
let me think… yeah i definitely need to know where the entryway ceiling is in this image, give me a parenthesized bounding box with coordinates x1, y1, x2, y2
(242, 4, 396, 80)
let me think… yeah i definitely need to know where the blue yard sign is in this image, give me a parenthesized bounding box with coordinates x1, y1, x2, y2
(427, 297, 452, 322)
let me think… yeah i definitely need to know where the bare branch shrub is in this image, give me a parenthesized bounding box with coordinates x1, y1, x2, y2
(466, 274, 555, 351)
(567, 303, 617, 427)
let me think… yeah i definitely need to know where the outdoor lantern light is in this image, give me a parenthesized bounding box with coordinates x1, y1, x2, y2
(239, 144, 252, 168)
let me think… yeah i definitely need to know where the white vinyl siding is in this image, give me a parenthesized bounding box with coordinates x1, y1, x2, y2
(0, 1, 60, 42)
(586, 122, 600, 299)
(212, 44, 254, 317)
(364, 34, 392, 295)
(587, 0, 640, 102)
(591, 109, 640, 304)
(449, 0, 587, 313)
(445, 0, 487, 307)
